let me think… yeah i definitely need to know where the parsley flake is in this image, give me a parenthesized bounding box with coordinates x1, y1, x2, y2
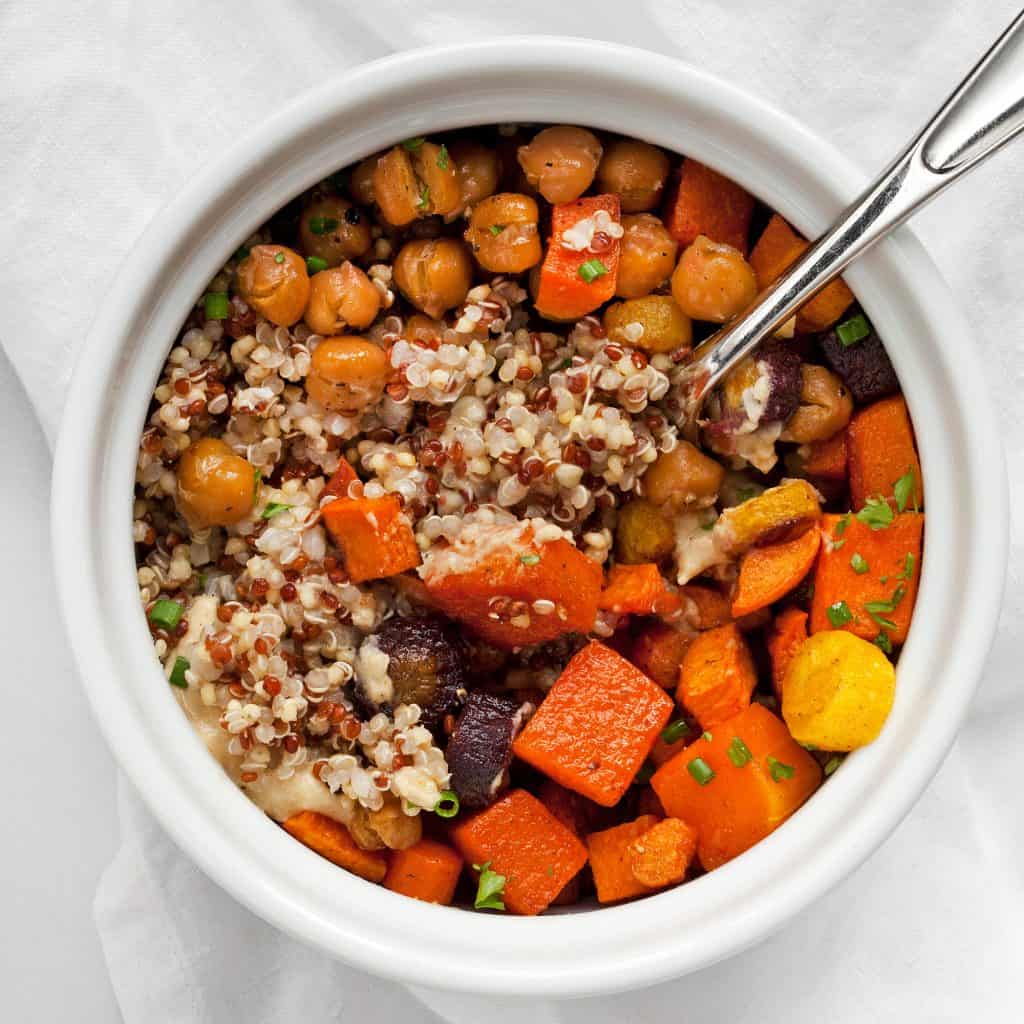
(261, 502, 293, 520)
(827, 600, 853, 628)
(850, 552, 869, 574)
(856, 496, 894, 530)
(893, 467, 917, 513)
(472, 861, 507, 911)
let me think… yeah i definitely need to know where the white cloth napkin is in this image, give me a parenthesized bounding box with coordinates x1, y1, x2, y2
(3, 1, 1023, 1019)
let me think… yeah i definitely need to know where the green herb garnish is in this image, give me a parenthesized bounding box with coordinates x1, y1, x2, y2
(233, 244, 251, 262)
(305, 256, 328, 274)
(687, 757, 715, 786)
(401, 136, 426, 151)
(856, 496, 894, 530)
(274, 251, 286, 264)
(417, 183, 430, 210)
(169, 656, 189, 688)
(661, 719, 691, 745)
(702, 730, 713, 742)
(727, 737, 752, 768)
(897, 552, 915, 580)
(893, 467, 917, 513)
(834, 513, 851, 538)
(436, 143, 449, 170)
(203, 292, 230, 320)
(766, 756, 795, 782)
(308, 216, 340, 236)
(578, 258, 608, 283)
(472, 861, 506, 911)
(836, 313, 871, 347)
(874, 631, 893, 654)
(850, 552, 869, 574)
(826, 600, 853, 628)
(253, 468, 262, 500)
(261, 502, 293, 520)
(634, 762, 655, 785)
(823, 756, 843, 776)
(434, 790, 460, 818)
(520, 553, 541, 566)
(489, 223, 506, 236)
(149, 599, 183, 631)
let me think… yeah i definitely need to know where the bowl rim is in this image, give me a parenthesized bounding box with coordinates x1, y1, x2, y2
(51, 36, 1008, 996)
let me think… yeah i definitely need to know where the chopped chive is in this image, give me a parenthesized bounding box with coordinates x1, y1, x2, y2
(148, 599, 183, 631)
(308, 215, 340, 235)
(702, 730, 713, 742)
(831, 538, 846, 550)
(856, 496, 894, 530)
(850, 552, 869, 574)
(261, 502, 293, 520)
(864, 585, 906, 616)
(893, 467, 916, 513)
(305, 256, 328, 274)
(897, 552, 915, 580)
(634, 762, 655, 784)
(520, 553, 541, 566)
(437, 143, 450, 170)
(233, 244, 251, 262)
(489, 223, 506, 236)
(727, 736, 752, 767)
(401, 136, 426, 151)
(417, 183, 430, 210)
(169, 656, 189, 688)
(826, 600, 853, 628)
(823, 755, 843, 776)
(766, 756, 795, 782)
(834, 513, 852, 538)
(874, 631, 893, 654)
(661, 719, 690, 745)
(274, 251, 286, 264)
(578, 258, 609, 284)
(687, 757, 715, 786)
(836, 313, 871, 347)
(434, 790, 460, 818)
(472, 861, 506, 911)
(203, 292, 230, 320)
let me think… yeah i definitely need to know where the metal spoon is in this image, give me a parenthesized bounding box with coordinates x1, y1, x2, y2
(681, 9, 1024, 429)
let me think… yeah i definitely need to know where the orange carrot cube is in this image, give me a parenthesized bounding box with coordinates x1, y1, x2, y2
(629, 622, 693, 689)
(663, 160, 754, 252)
(599, 563, 680, 616)
(628, 817, 698, 888)
(651, 703, 821, 870)
(767, 606, 809, 701)
(676, 623, 757, 729)
(586, 815, 661, 903)
(801, 429, 848, 481)
(282, 811, 388, 883)
(847, 396, 923, 511)
(321, 494, 420, 583)
(383, 838, 463, 905)
(450, 789, 588, 916)
(513, 641, 674, 807)
(680, 584, 733, 630)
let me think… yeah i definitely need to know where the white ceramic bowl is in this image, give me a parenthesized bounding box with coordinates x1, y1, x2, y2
(52, 37, 1007, 996)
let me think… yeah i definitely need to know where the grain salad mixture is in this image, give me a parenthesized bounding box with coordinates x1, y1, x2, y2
(135, 124, 925, 913)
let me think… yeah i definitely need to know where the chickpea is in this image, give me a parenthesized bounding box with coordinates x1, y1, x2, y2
(304, 262, 381, 336)
(410, 141, 460, 219)
(615, 499, 676, 564)
(616, 214, 678, 298)
(373, 146, 421, 226)
(236, 244, 310, 327)
(642, 440, 725, 509)
(306, 336, 389, 412)
(350, 156, 377, 206)
(780, 364, 853, 443)
(449, 139, 501, 217)
(464, 193, 541, 273)
(596, 139, 670, 213)
(348, 794, 422, 851)
(517, 125, 602, 204)
(392, 237, 473, 318)
(298, 197, 372, 266)
(603, 295, 691, 354)
(671, 235, 757, 323)
(404, 313, 445, 344)
(176, 438, 256, 528)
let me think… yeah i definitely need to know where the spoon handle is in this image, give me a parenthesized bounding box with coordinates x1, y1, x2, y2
(684, 9, 1024, 420)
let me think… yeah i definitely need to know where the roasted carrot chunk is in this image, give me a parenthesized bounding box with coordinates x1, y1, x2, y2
(749, 214, 854, 331)
(282, 811, 388, 883)
(847, 395, 923, 511)
(534, 195, 621, 320)
(810, 512, 923, 644)
(450, 789, 588, 915)
(599, 563, 680, 616)
(680, 583, 733, 629)
(321, 456, 359, 501)
(800, 429, 848, 481)
(663, 159, 754, 252)
(629, 622, 693, 689)
(586, 815, 661, 903)
(321, 494, 420, 583)
(730, 527, 820, 618)
(513, 641, 674, 807)
(767, 606, 809, 701)
(676, 623, 757, 729)
(651, 703, 822, 870)
(383, 838, 463, 905)
(628, 817, 698, 888)
(424, 535, 601, 649)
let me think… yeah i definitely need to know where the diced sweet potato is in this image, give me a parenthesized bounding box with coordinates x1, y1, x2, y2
(628, 817, 698, 887)
(383, 838, 463, 905)
(535, 195, 621, 320)
(651, 703, 822, 870)
(513, 641, 674, 807)
(767, 606, 808, 701)
(630, 622, 693, 689)
(424, 536, 602, 649)
(730, 527, 820, 618)
(663, 160, 754, 252)
(321, 494, 420, 583)
(800, 429, 848, 481)
(847, 396, 923, 511)
(450, 789, 588, 915)
(599, 563, 680, 616)
(283, 811, 388, 883)
(586, 815, 661, 903)
(676, 623, 757, 729)
(680, 584, 733, 630)
(810, 512, 923, 644)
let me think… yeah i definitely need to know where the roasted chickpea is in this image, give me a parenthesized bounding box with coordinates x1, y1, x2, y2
(780, 364, 853, 443)
(393, 238, 473, 318)
(449, 139, 501, 217)
(298, 197, 372, 266)
(176, 438, 256, 528)
(236, 244, 310, 327)
(615, 498, 676, 564)
(410, 141, 460, 218)
(306, 336, 389, 412)
(350, 156, 377, 206)
(348, 794, 422, 851)
(517, 125, 602, 204)
(373, 147, 421, 226)
(642, 440, 725, 509)
(603, 295, 691, 354)
(404, 313, 445, 344)
(616, 214, 678, 298)
(304, 262, 381, 336)
(596, 139, 670, 212)
(464, 193, 542, 273)
(671, 235, 757, 323)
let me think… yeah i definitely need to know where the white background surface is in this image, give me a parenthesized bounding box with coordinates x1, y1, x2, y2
(2, 1, 1024, 1021)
